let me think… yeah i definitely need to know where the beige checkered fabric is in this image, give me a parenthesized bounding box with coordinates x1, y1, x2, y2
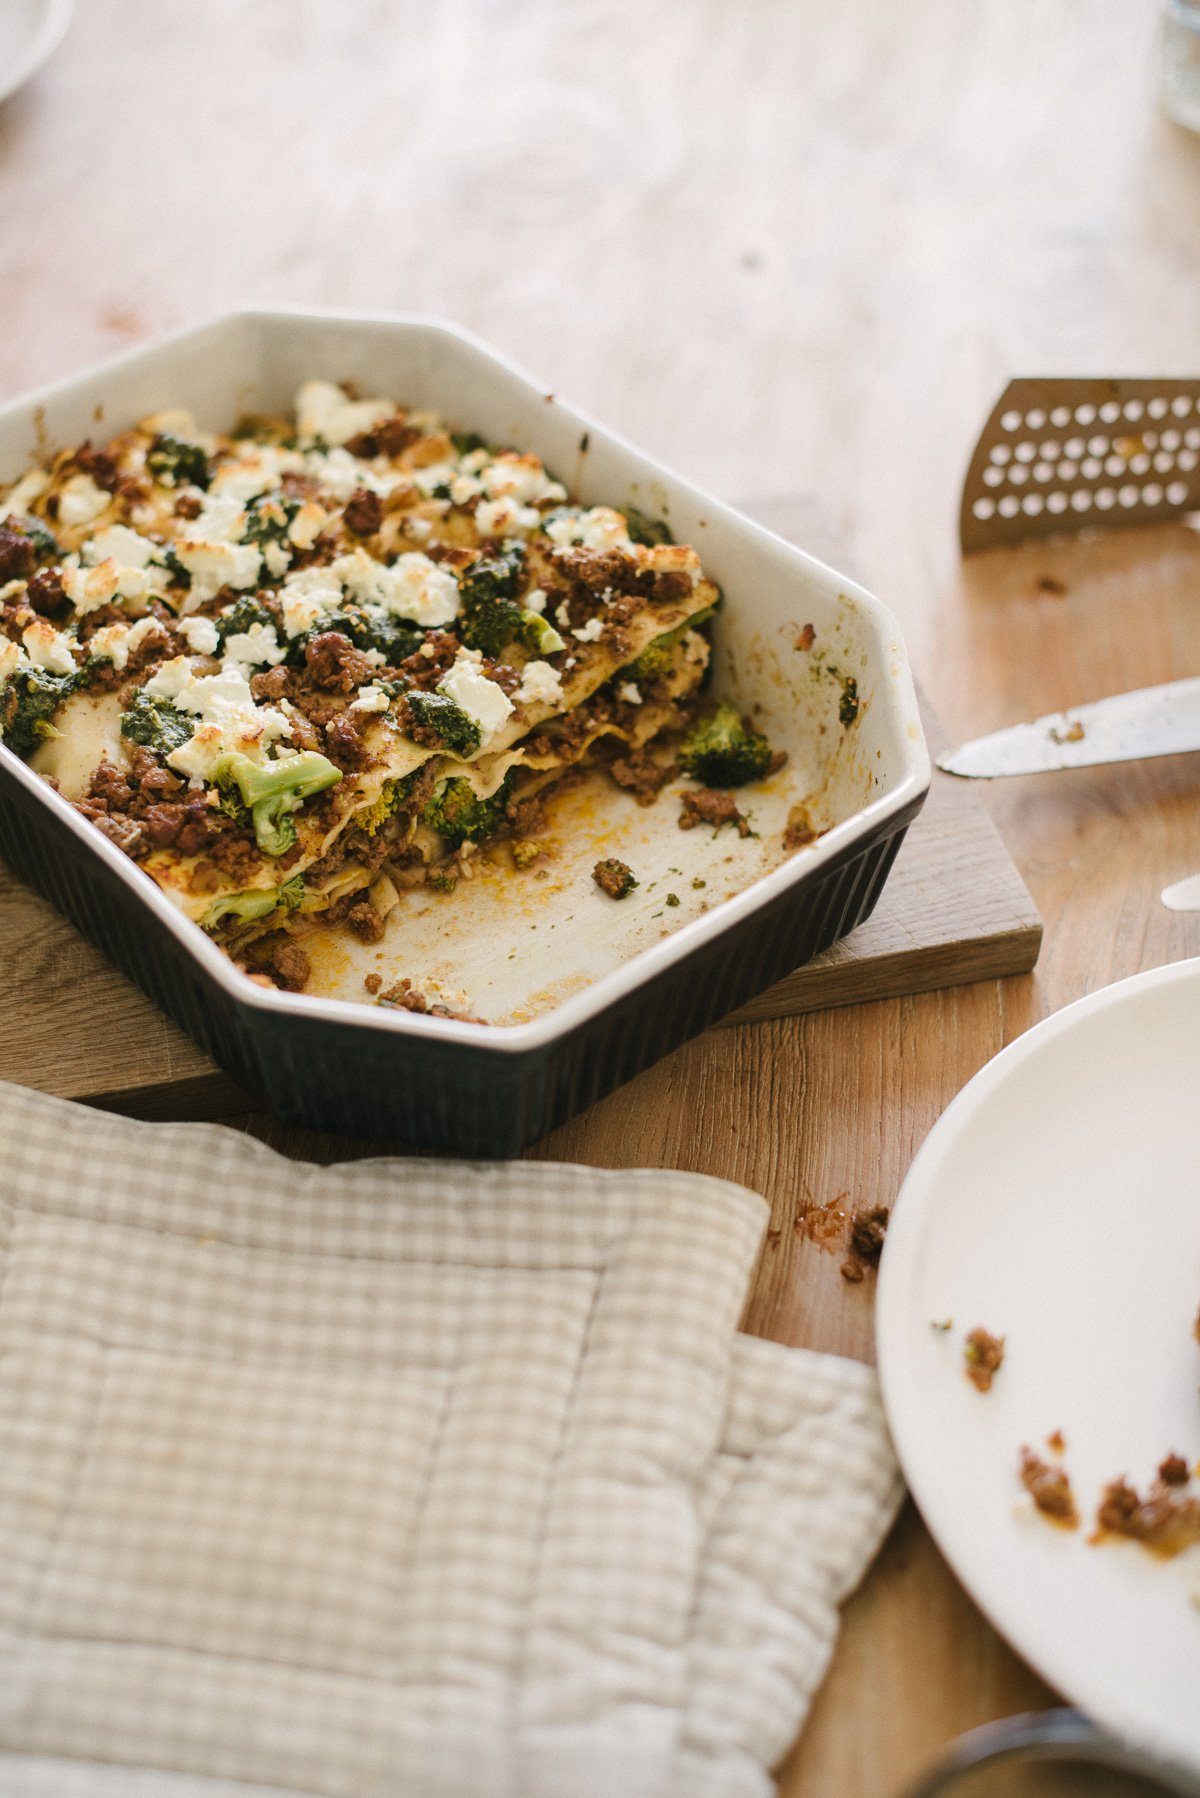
(0, 1081, 900, 1798)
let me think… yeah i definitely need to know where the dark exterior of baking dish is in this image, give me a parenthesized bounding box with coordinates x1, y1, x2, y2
(0, 762, 923, 1155)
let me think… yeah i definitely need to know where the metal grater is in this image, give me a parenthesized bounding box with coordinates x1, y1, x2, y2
(959, 377, 1200, 553)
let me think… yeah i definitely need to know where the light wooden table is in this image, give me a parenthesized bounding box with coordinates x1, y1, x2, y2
(4, 4, 1200, 1791)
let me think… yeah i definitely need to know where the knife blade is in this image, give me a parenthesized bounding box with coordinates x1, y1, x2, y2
(1161, 872, 1200, 911)
(938, 677, 1200, 778)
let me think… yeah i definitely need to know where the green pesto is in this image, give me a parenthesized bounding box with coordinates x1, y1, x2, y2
(119, 690, 194, 757)
(146, 435, 210, 491)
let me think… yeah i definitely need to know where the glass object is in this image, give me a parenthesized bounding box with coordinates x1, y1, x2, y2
(1161, 1, 1200, 131)
(906, 1711, 1200, 1798)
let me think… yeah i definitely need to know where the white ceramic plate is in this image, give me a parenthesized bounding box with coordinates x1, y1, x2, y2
(877, 959, 1200, 1775)
(0, 0, 72, 104)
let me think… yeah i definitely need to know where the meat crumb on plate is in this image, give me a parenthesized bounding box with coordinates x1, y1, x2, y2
(1095, 1475, 1200, 1557)
(1019, 1446, 1079, 1528)
(963, 1326, 1005, 1392)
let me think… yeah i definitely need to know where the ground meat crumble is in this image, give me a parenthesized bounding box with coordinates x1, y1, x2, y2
(963, 1327, 1005, 1392)
(592, 856, 638, 899)
(678, 788, 753, 837)
(1094, 1474, 1200, 1556)
(840, 1205, 890, 1282)
(1019, 1447, 1079, 1528)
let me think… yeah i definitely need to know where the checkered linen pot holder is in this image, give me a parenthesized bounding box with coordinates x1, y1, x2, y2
(0, 1081, 900, 1797)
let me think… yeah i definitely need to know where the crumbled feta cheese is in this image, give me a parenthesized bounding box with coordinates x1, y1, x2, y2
(179, 615, 220, 656)
(262, 541, 291, 579)
(332, 548, 459, 627)
(411, 462, 456, 498)
(3, 468, 49, 516)
(221, 624, 285, 671)
(572, 616, 604, 643)
(0, 636, 23, 685)
(79, 524, 161, 603)
(279, 565, 343, 639)
(515, 660, 564, 707)
(287, 501, 328, 550)
(177, 493, 247, 545)
(524, 587, 548, 614)
(142, 655, 196, 700)
(439, 650, 514, 749)
(304, 447, 389, 502)
(83, 524, 154, 569)
(546, 506, 632, 552)
(222, 622, 286, 670)
(554, 602, 571, 629)
(350, 682, 391, 714)
(57, 474, 111, 529)
(22, 619, 76, 675)
(475, 496, 541, 537)
(617, 681, 643, 705)
(210, 443, 301, 503)
(449, 471, 485, 506)
(481, 453, 566, 506)
(145, 657, 292, 784)
(86, 615, 163, 672)
(62, 557, 122, 615)
(295, 380, 392, 448)
(173, 540, 262, 606)
(407, 516, 432, 540)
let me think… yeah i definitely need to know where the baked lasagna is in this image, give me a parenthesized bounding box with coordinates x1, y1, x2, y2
(0, 382, 784, 997)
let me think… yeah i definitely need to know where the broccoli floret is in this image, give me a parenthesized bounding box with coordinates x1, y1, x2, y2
(519, 610, 565, 654)
(216, 595, 277, 644)
(146, 434, 210, 490)
(201, 874, 305, 933)
(404, 689, 482, 757)
(677, 703, 775, 788)
(421, 774, 511, 847)
(2, 666, 81, 755)
(355, 778, 404, 836)
(627, 638, 673, 682)
(241, 493, 299, 550)
(211, 749, 342, 857)
(624, 507, 674, 547)
(450, 430, 489, 457)
(626, 602, 718, 684)
(457, 542, 526, 657)
(119, 690, 195, 757)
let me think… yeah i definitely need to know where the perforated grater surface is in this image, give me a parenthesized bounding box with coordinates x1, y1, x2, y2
(960, 377, 1200, 552)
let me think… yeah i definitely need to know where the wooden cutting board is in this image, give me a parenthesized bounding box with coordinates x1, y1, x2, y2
(0, 497, 1041, 1119)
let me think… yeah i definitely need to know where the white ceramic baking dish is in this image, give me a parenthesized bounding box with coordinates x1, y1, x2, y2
(0, 310, 929, 1152)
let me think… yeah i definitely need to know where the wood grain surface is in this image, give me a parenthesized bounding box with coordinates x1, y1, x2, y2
(2, 4, 1199, 1793)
